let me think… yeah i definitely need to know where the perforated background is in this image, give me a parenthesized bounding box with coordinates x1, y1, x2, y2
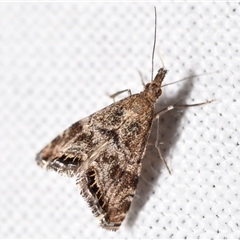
(1, 2, 239, 238)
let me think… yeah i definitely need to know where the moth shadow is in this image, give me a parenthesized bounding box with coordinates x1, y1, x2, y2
(126, 72, 196, 228)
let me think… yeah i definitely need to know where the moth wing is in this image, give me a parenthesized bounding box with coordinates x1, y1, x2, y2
(37, 93, 154, 230)
(36, 116, 97, 177)
(75, 94, 154, 230)
(36, 96, 136, 177)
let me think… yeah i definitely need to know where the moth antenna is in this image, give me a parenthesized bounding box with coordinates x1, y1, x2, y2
(151, 6, 157, 82)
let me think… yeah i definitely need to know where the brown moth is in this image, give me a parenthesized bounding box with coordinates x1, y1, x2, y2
(36, 68, 167, 231)
(36, 8, 212, 231)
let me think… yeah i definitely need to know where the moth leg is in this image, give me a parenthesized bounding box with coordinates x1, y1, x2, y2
(154, 99, 214, 120)
(154, 110, 172, 175)
(109, 89, 132, 103)
(136, 70, 146, 87)
(154, 99, 214, 174)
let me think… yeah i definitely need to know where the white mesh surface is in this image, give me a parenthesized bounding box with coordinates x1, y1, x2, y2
(1, 2, 240, 238)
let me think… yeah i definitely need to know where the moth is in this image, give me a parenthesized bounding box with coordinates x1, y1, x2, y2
(36, 68, 169, 231)
(36, 8, 212, 231)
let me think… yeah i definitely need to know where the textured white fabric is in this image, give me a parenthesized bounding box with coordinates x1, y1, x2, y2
(1, 2, 239, 238)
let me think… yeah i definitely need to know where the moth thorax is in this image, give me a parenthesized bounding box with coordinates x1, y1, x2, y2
(143, 82, 162, 103)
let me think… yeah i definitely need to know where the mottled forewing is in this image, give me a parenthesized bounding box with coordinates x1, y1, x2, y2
(76, 93, 154, 231)
(36, 116, 98, 177)
(37, 92, 154, 230)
